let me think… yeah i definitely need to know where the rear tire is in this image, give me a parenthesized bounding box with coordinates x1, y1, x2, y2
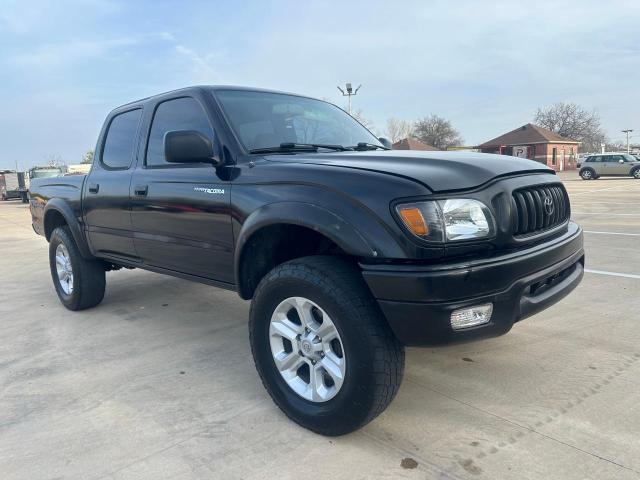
(249, 256, 405, 436)
(580, 168, 595, 180)
(49, 226, 106, 311)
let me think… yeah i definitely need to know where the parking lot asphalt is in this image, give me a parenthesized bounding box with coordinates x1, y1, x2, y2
(1, 172, 639, 480)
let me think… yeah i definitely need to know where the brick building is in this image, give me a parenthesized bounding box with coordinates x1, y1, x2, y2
(478, 123, 579, 171)
(392, 137, 439, 151)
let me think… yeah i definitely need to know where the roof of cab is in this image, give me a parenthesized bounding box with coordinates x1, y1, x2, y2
(113, 85, 315, 111)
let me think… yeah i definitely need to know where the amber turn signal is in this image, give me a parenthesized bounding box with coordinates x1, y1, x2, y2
(398, 207, 428, 236)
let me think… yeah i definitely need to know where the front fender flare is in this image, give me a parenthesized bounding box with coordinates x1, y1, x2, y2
(234, 202, 376, 284)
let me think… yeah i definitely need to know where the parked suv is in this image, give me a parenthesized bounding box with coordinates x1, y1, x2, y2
(579, 153, 640, 180)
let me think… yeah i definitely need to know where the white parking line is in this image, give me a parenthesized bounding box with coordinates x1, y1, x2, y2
(568, 184, 640, 196)
(570, 201, 640, 205)
(585, 269, 640, 280)
(572, 212, 640, 216)
(584, 230, 640, 237)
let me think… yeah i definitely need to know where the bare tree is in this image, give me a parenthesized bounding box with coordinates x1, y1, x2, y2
(534, 102, 605, 152)
(349, 108, 376, 133)
(413, 115, 463, 150)
(385, 118, 414, 143)
(81, 150, 94, 164)
(45, 154, 66, 168)
(606, 139, 626, 152)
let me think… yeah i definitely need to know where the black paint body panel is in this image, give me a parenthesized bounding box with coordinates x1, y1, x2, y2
(28, 85, 584, 346)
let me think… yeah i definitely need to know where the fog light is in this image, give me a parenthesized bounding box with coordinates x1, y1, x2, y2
(450, 304, 493, 330)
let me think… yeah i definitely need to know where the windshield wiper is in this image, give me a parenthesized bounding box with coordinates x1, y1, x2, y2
(351, 142, 390, 151)
(249, 142, 350, 154)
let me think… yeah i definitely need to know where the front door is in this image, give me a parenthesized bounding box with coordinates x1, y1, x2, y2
(83, 107, 142, 261)
(130, 96, 234, 284)
(607, 154, 628, 175)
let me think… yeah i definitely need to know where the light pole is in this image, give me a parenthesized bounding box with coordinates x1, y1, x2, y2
(337, 83, 361, 114)
(622, 129, 633, 154)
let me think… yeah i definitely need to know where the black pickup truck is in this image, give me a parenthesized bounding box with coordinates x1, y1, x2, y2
(29, 86, 584, 435)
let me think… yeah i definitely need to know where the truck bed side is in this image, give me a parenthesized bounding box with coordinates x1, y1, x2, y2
(29, 174, 86, 237)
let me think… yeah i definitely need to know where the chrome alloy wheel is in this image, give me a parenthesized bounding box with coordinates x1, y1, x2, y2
(55, 243, 74, 295)
(269, 297, 346, 402)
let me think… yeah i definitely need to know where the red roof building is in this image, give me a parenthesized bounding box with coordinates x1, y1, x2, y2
(392, 137, 439, 151)
(478, 123, 579, 171)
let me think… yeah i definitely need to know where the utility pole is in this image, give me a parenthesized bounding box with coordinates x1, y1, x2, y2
(622, 129, 633, 154)
(337, 83, 361, 114)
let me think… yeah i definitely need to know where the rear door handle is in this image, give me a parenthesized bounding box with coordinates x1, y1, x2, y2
(134, 185, 148, 196)
(88, 183, 99, 194)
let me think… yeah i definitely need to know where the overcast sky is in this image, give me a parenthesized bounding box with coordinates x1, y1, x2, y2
(1, 0, 639, 170)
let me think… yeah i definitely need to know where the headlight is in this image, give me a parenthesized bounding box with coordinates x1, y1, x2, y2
(396, 199, 494, 242)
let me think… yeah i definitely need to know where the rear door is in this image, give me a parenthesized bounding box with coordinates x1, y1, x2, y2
(130, 95, 234, 284)
(590, 155, 606, 175)
(83, 107, 142, 260)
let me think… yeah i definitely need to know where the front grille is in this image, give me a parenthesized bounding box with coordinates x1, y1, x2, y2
(511, 184, 570, 237)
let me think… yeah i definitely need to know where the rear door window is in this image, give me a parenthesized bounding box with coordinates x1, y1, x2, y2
(101, 109, 142, 169)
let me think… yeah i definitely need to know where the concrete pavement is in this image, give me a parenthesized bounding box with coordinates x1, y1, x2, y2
(1, 173, 639, 479)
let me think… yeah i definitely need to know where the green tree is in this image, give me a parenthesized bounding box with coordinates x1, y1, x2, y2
(413, 115, 463, 150)
(81, 150, 94, 164)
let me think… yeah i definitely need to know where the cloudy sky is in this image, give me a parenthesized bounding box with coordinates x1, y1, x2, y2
(1, 0, 639, 170)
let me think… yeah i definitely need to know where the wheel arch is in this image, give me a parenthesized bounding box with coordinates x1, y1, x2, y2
(234, 202, 376, 300)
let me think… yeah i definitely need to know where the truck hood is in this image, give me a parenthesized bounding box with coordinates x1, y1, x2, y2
(266, 150, 554, 192)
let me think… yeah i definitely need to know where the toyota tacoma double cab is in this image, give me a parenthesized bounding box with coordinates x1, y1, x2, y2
(29, 86, 584, 435)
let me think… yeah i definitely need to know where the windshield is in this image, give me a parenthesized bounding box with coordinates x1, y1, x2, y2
(623, 154, 637, 162)
(215, 90, 382, 152)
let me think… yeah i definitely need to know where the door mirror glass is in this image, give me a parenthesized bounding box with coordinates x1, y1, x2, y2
(619, 159, 624, 164)
(378, 137, 393, 149)
(164, 130, 220, 165)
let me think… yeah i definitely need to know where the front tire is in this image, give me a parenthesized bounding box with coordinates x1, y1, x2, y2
(249, 256, 405, 436)
(632, 167, 640, 179)
(49, 226, 106, 311)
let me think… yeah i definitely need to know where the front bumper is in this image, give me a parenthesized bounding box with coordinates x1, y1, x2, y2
(361, 222, 584, 346)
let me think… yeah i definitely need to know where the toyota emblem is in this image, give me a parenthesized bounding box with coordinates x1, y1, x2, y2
(543, 195, 554, 215)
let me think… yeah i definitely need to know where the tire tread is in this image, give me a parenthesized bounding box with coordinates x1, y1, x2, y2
(50, 226, 105, 311)
(249, 255, 404, 435)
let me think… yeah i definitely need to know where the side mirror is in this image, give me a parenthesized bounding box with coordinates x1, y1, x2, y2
(378, 137, 393, 149)
(619, 159, 624, 164)
(164, 130, 220, 165)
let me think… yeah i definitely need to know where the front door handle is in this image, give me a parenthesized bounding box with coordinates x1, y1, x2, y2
(134, 185, 148, 196)
(88, 183, 99, 194)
